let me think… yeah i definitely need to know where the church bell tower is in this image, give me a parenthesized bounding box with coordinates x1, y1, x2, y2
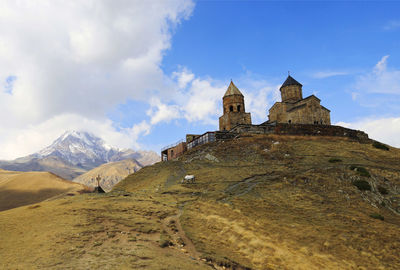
(219, 81, 252, 131)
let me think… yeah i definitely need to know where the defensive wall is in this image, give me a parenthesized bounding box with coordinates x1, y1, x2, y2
(229, 123, 370, 143)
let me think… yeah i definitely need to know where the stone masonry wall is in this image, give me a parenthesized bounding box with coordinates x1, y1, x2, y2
(228, 123, 369, 143)
(269, 98, 330, 125)
(281, 85, 302, 103)
(219, 112, 251, 131)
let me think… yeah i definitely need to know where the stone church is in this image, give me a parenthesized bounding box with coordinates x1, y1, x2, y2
(162, 76, 367, 161)
(219, 81, 252, 131)
(268, 75, 331, 125)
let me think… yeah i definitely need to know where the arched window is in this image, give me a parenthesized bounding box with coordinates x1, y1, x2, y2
(288, 120, 291, 124)
(237, 105, 241, 112)
(229, 105, 233, 112)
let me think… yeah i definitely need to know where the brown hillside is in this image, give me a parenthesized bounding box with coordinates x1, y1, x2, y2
(0, 135, 399, 269)
(73, 159, 142, 191)
(0, 169, 89, 211)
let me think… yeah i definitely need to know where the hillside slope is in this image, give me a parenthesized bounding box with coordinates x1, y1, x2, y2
(0, 169, 88, 211)
(73, 159, 143, 191)
(0, 134, 399, 269)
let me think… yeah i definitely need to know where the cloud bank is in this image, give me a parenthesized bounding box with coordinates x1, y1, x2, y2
(354, 55, 400, 96)
(147, 69, 281, 128)
(0, 0, 194, 159)
(337, 117, 400, 148)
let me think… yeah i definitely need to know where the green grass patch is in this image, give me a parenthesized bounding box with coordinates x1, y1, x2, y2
(349, 165, 371, 177)
(372, 141, 389, 151)
(328, 158, 342, 163)
(369, 213, 384, 221)
(352, 180, 371, 191)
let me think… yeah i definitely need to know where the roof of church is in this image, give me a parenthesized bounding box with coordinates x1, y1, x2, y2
(224, 81, 243, 97)
(280, 75, 302, 89)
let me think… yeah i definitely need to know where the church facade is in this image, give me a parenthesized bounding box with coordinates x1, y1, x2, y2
(268, 76, 331, 125)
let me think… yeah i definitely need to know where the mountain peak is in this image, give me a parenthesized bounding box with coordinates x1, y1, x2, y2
(37, 131, 117, 166)
(58, 130, 100, 144)
(29, 130, 160, 175)
(0, 131, 160, 180)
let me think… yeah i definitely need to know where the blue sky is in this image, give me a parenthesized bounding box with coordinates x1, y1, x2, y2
(119, 1, 400, 150)
(0, 1, 400, 159)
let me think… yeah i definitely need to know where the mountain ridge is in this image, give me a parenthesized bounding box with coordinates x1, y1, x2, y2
(0, 131, 159, 179)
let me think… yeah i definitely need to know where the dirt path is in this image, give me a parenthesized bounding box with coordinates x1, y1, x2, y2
(162, 209, 201, 260)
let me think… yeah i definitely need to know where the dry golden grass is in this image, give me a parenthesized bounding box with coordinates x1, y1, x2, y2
(1, 135, 400, 269)
(0, 169, 89, 211)
(73, 159, 142, 191)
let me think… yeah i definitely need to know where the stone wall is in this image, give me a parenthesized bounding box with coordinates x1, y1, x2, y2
(227, 123, 369, 143)
(219, 112, 251, 131)
(281, 84, 302, 102)
(230, 124, 275, 135)
(274, 123, 369, 142)
(215, 131, 237, 140)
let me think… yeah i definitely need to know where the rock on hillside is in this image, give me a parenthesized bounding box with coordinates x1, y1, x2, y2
(73, 159, 142, 192)
(0, 131, 160, 179)
(0, 169, 89, 211)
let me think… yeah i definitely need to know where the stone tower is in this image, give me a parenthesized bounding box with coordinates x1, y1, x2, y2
(219, 81, 251, 131)
(280, 75, 303, 103)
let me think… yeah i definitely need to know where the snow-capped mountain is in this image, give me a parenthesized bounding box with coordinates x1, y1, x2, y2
(0, 131, 160, 180)
(36, 131, 120, 169)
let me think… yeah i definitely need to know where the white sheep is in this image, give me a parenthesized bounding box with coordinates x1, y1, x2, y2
(181, 175, 195, 184)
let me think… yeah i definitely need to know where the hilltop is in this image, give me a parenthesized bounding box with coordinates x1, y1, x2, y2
(0, 134, 399, 269)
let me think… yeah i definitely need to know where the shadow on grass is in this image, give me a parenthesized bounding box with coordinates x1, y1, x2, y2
(0, 188, 70, 211)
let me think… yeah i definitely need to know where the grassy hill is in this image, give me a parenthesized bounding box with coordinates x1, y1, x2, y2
(73, 159, 142, 192)
(0, 169, 89, 211)
(0, 134, 399, 269)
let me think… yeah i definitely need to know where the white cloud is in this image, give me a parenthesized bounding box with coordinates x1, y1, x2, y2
(0, 113, 152, 159)
(144, 70, 226, 126)
(145, 69, 281, 127)
(240, 79, 281, 124)
(172, 67, 195, 89)
(0, 0, 194, 159)
(336, 117, 400, 148)
(147, 98, 181, 125)
(354, 55, 400, 95)
(0, 1, 286, 159)
(182, 77, 226, 124)
(311, 71, 349, 79)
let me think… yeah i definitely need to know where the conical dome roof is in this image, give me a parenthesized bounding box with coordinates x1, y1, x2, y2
(280, 75, 302, 90)
(224, 81, 243, 97)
